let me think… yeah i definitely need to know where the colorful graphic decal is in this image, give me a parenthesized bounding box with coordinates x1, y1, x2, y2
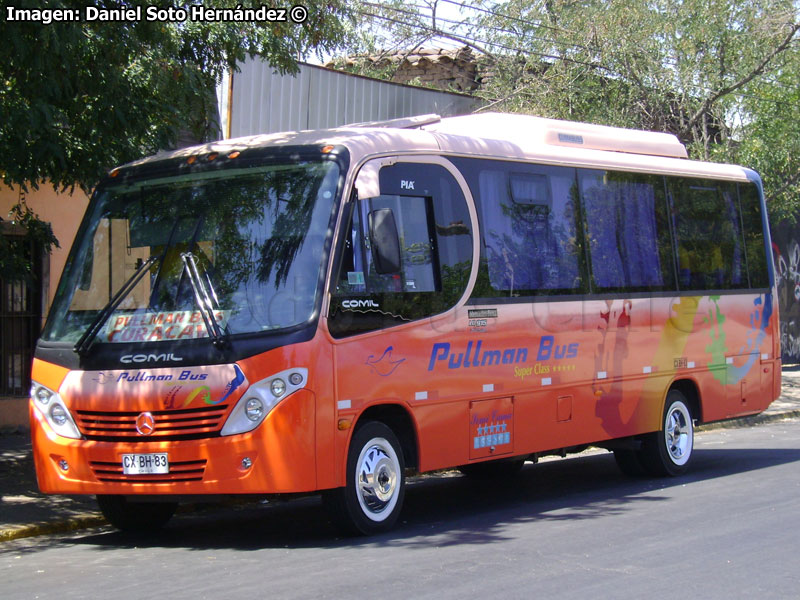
(366, 346, 406, 376)
(163, 385, 183, 409)
(217, 364, 246, 404)
(706, 292, 774, 385)
(63, 363, 245, 413)
(641, 296, 701, 378)
(182, 385, 212, 408)
(593, 299, 635, 435)
(471, 412, 511, 449)
(705, 296, 728, 384)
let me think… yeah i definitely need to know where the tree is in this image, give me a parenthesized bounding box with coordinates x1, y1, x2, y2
(0, 0, 354, 192)
(345, 0, 800, 215)
(0, 0, 353, 278)
(730, 66, 800, 220)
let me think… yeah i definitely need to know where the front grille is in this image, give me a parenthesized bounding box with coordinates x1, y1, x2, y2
(89, 459, 207, 483)
(74, 405, 229, 441)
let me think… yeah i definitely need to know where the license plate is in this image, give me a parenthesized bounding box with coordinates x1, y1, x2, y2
(122, 453, 169, 475)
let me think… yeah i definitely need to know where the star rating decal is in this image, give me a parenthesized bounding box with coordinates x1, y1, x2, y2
(473, 421, 510, 449)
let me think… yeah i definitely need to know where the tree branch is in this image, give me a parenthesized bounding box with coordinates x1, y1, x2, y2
(683, 22, 800, 137)
(770, 168, 800, 200)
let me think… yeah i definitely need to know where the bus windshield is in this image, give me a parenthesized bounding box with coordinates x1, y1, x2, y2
(42, 160, 340, 345)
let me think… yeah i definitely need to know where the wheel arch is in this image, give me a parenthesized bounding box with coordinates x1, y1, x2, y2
(669, 378, 702, 423)
(354, 403, 419, 472)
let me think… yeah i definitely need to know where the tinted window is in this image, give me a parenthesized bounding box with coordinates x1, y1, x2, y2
(580, 170, 674, 291)
(738, 182, 770, 288)
(329, 162, 473, 337)
(670, 178, 745, 290)
(452, 158, 585, 297)
(42, 161, 341, 344)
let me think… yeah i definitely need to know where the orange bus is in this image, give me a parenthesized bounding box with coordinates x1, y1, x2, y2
(30, 113, 780, 534)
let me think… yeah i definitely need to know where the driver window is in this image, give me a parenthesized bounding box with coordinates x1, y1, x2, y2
(329, 162, 472, 338)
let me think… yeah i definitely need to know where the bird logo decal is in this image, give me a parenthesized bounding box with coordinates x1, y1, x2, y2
(91, 371, 115, 385)
(365, 346, 406, 377)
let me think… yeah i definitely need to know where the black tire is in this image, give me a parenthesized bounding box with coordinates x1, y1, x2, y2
(327, 421, 405, 536)
(613, 449, 647, 477)
(459, 458, 525, 479)
(640, 389, 695, 477)
(96, 495, 177, 532)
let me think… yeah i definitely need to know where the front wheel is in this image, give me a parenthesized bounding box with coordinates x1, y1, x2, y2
(327, 421, 405, 535)
(96, 495, 177, 532)
(640, 390, 694, 477)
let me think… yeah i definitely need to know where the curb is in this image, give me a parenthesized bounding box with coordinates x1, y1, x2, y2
(0, 514, 106, 543)
(697, 409, 800, 432)
(3, 409, 799, 543)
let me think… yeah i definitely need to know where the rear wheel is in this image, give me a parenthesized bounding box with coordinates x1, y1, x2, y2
(328, 421, 405, 535)
(640, 390, 694, 477)
(96, 495, 177, 532)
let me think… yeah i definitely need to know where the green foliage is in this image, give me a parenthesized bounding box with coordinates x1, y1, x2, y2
(348, 0, 800, 213)
(0, 201, 60, 281)
(726, 68, 800, 220)
(0, 0, 354, 192)
(466, 0, 797, 150)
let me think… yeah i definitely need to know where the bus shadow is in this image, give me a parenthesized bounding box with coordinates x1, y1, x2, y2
(60, 445, 800, 552)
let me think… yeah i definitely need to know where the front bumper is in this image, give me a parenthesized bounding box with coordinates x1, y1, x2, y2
(31, 388, 318, 496)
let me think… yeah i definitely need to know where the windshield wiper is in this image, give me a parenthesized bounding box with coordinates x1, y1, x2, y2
(180, 252, 227, 349)
(73, 255, 160, 355)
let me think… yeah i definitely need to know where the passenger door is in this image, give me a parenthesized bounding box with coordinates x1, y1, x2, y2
(327, 157, 478, 472)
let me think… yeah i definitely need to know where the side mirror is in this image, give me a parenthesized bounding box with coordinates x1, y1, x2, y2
(368, 208, 402, 274)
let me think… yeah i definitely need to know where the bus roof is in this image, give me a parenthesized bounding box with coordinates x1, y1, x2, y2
(121, 112, 752, 182)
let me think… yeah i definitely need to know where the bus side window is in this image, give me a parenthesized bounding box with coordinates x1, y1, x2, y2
(579, 170, 674, 292)
(450, 157, 586, 298)
(738, 182, 769, 288)
(669, 178, 746, 291)
(328, 162, 473, 338)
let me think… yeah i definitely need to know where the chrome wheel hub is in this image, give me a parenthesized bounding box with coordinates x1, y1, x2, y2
(357, 442, 398, 517)
(665, 402, 692, 465)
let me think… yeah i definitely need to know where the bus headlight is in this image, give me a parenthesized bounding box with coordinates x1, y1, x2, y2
(50, 404, 69, 426)
(30, 382, 82, 440)
(245, 397, 264, 421)
(270, 378, 286, 398)
(221, 367, 308, 436)
(34, 385, 53, 405)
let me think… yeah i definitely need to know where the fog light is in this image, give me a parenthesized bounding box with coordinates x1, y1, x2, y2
(241, 457, 252, 469)
(245, 398, 264, 422)
(58, 459, 69, 472)
(50, 404, 68, 426)
(289, 372, 303, 386)
(270, 378, 286, 397)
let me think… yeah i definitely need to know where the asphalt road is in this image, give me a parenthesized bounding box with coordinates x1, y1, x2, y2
(3, 418, 800, 600)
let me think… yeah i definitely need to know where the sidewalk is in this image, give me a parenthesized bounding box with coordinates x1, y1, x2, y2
(3, 370, 800, 543)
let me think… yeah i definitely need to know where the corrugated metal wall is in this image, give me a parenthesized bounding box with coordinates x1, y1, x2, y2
(226, 59, 478, 138)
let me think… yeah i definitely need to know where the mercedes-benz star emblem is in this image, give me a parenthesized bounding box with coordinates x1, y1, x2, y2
(135, 412, 156, 436)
